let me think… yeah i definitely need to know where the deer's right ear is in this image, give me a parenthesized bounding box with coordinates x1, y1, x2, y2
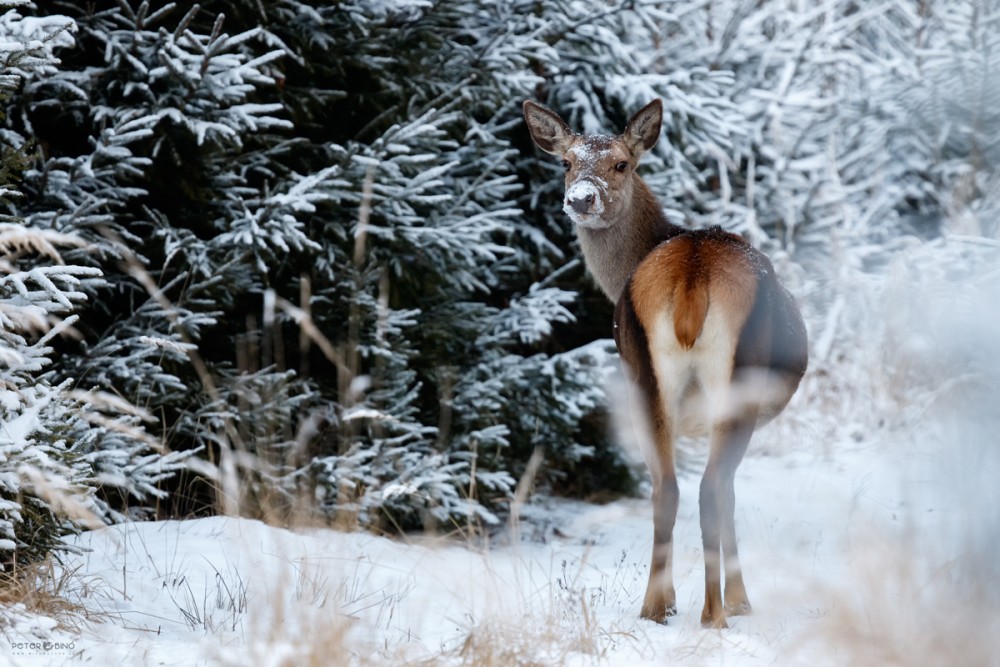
(523, 100, 574, 155)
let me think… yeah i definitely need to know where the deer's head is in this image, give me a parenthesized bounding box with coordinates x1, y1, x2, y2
(523, 99, 662, 229)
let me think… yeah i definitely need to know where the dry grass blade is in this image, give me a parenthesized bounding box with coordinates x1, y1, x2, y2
(0, 557, 93, 632)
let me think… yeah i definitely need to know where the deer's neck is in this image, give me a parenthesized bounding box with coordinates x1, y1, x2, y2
(576, 179, 683, 302)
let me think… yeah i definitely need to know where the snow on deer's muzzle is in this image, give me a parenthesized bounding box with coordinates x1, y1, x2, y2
(564, 180, 605, 224)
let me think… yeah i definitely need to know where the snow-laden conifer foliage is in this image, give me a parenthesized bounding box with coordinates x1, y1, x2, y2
(3, 0, 998, 537)
(0, 4, 187, 567)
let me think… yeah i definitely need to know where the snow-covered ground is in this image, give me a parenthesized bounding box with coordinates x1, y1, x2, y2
(6, 420, 995, 667)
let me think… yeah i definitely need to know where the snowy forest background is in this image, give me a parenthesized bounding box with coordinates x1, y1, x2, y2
(1, 0, 998, 585)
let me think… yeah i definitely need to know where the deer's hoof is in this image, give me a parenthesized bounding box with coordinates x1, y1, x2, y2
(640, 601, 677, 625)
(725, 599, 753, 617)
(701, 608, 729, 629)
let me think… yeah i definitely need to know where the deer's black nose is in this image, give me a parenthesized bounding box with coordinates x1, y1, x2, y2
(569, 192, 595, 214)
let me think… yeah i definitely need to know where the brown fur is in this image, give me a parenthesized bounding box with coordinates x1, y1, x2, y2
(524, 99, 808, 629)
(628, 231, 760, 352)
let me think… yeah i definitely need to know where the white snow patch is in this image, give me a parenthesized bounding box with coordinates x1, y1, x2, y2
(382, 482, 421, 499)
(569, 142, 611, 163)
(564, 180, 606, 225)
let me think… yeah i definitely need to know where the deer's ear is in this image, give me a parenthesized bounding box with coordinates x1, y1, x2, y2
(623, 99, 662, 155)
(523, 100, 575, 155)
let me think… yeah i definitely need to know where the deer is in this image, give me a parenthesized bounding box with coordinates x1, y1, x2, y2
(523, 98, 808, 629)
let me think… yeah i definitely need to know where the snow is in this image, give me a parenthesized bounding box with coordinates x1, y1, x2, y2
(563, 181, 607, 226)
(0, 11, 75, 53)
(5, 426, 994, 666)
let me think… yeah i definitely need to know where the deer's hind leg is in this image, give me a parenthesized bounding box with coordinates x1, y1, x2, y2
(699, 414, 755, 628)
(616, 297, 679, 624)
(638, 391, 678, 623)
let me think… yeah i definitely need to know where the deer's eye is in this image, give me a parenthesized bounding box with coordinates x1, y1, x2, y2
(561, 160, 571, 171)
(615, 161, 629, 173)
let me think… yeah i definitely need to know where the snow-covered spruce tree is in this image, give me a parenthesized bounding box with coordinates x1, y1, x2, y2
(8, 1, 529, 527)
(147, 0, 679, 527)
(1, 5, 179, 568)
(249, 0, 642, 528)
(10, 1, 321, 517)
(0, 8, 94, 569)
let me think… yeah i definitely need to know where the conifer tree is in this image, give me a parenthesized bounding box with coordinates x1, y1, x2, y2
(1, 4, 186, 566)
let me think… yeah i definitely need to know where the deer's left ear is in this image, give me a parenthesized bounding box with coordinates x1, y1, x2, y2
(623, 99, 662, 155)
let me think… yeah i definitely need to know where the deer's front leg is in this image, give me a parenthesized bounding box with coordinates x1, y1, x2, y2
(616, 299, 680, 623)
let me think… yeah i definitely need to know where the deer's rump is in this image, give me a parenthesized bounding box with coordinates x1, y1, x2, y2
(615, 228, 808, 436)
